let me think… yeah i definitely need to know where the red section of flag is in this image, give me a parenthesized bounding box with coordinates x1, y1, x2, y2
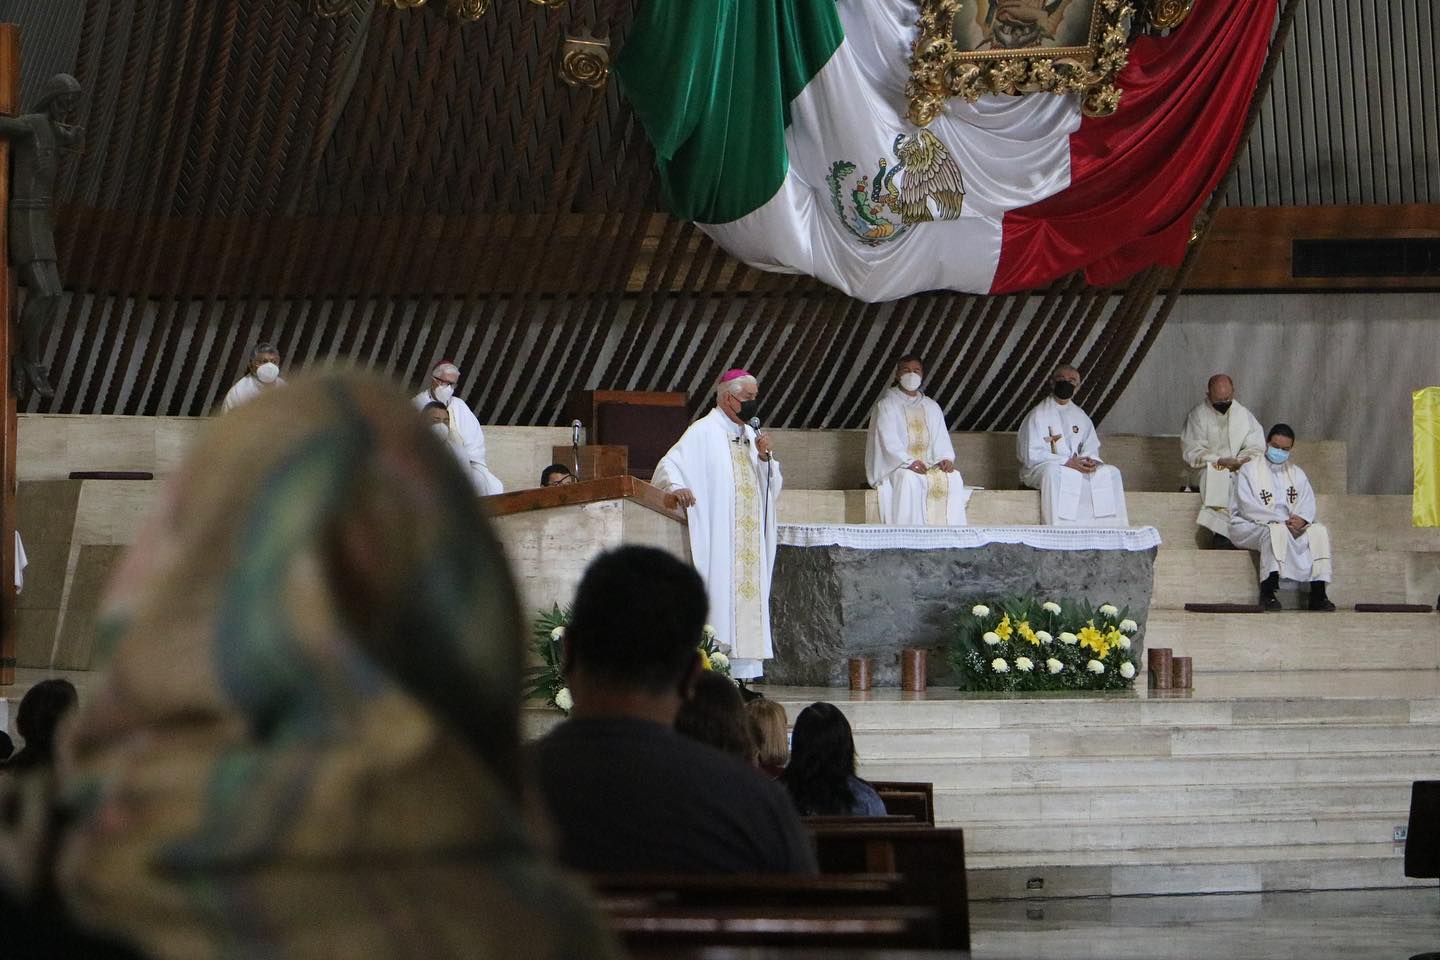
(990, 0, 1277, 293)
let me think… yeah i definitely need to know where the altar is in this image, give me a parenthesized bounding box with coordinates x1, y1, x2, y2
(768, 524, 1161, 687)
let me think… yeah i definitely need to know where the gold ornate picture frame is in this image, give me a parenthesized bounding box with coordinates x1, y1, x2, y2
(905, 0, 1138, 126)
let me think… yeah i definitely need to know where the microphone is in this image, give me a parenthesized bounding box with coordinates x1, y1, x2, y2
(571, 419, 583, 446)
(747, 417, 761, 432)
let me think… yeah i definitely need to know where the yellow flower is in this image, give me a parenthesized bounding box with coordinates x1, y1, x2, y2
(995, 615, 1014, 641)
(1077, 621, 1110, 658)
(1104, 628, 1123, 649)
(699, 649, 713, 671)
(1018, 621, 1040, 646)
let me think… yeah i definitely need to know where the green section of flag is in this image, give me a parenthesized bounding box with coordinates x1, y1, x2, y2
(616, 0, 843, 224)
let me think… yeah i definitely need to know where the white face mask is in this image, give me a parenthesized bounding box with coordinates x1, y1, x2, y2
(899, 372, 923, 392)
(433, 383, 455, 404)
(255, 361, 280, 384)
(430, 422, 451, 440)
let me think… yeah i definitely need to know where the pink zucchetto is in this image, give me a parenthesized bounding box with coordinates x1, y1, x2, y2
(719, 369, 753, 383)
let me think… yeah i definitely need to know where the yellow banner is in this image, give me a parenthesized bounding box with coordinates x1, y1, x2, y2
(1415, 387, 1440, 527)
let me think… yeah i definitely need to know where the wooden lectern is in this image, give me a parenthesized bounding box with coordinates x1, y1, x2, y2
(486, 476, 689, 614)
(566, 390, 691, 481)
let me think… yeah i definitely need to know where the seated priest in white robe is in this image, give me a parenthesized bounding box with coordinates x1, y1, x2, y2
(865, 355, 967, 525)
(1181, 373, 1265, 540)
(412, 361, 503, 496)
(1229, 422, 1335, 611)
(1017, 365, 1129, 527)
(220, 343, 286, 413)
(653, 369, 782, 682)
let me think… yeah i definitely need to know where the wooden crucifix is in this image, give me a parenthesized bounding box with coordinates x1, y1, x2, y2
(1, 24, 17, 686)
(1046, 426, 1063, 456)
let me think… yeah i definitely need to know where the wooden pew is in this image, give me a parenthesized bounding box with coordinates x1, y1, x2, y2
(871, 781, 936, 826)
(808, 826, 970, 953)
(606, 904, 942, 950)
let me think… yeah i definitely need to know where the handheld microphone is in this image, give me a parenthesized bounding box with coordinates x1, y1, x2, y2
(571, 419, 583, 446)
(747, 417, 761, 432)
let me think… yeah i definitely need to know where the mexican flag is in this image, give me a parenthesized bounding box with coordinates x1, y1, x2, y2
(617, 0, 1277, 302)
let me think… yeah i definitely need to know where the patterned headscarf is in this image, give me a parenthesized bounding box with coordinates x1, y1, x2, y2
(13, 374, 617, 960)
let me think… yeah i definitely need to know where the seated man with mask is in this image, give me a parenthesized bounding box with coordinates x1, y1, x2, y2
(1229, 423, 1336, 611)
(865, 355, 967, 526)
(1017, 364, 1129, 527)
(413, 361, 503, 496)
(220, 342, 285, 413)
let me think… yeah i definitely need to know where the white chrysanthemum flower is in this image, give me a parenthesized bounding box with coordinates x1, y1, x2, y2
(983, 632, 1001, 646)
(1119, 661, 1136, 680)
(991, 658, 1010, 673)
(1046, 658, 1064, 674)
(1035, 631, 1053, 644)
(1015, 657, 1034, 672)
(550, 626, 565, 641)
(710, 652, 730, 671)
(1059, 632, 1078, 646)
(1119, 618, 1139, 634)
(1086, 660, 1105, 674)
(1042, 602, 1062, 615)
(703, 624, 717, 640)
(1118, 635, 1132, 650)
(554, 687, 574, 712)
(1099, 604, 1119, 618)
(972, 604, 991, 617)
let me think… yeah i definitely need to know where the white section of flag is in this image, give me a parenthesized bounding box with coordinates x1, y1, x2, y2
(699, 0, 1084, 302)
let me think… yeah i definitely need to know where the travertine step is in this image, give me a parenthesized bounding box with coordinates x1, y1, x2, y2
(857, 751, 1440, 790)
(966, 842, 1422, 898)
(1152, 550, 1414, 607)
(933, 780, 1414, 822)
(850, 721, 1440, 760)
(1141, 610, 1440, 671)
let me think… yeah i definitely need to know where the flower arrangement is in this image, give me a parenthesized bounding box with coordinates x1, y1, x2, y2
(526, 605, 732, 714)
(951, 597, 1140, 692)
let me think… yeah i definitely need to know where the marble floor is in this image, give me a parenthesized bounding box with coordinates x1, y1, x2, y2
(969, 889, 1440, 959)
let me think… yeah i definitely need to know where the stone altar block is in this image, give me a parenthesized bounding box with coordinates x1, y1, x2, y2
(768, 524, 1160, 687)
(487, 476, 689, 617)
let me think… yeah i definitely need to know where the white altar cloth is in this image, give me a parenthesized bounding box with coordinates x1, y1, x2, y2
(777, 524, 1162, 552)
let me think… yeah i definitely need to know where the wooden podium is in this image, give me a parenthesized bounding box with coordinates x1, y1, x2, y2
(486, 476, 689, 615)
(566, 390, 691, 481)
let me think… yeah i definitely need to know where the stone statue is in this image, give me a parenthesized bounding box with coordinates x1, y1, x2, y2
(0, 74, 83, 400)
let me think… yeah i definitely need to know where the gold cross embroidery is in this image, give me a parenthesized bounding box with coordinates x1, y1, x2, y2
(1046, 427, 1064, 455)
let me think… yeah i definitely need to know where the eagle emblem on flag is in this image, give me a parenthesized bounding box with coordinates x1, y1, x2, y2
(826, 130, 966, 245)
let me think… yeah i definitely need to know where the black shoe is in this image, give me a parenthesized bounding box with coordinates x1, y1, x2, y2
(1260, 573, 1281, 610)
(737, 683, 765, 703)
(1261, 594, 1283, 611)
(1308, 582, 1335, 612)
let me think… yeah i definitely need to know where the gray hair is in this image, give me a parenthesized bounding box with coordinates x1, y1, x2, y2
(253, 342, 280, 358)
(715, 374, 757, 402)
(433, 362, 461, 380)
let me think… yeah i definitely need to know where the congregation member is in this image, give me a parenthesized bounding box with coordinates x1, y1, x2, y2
(1017, 364, 1129, 527)
(0, 678, 77, 774)
(0, 375, 618, 960)
(532, 546, 816, 875)
(541, 463, 577, 487)
(1230, 423, 1336, 611)
(413, 360, 504, 495)
(865, 355, 967, 525)
(747, 698, 790, 780)
(653, 369, 782, 683)
(1181, 374, 1265, 542)
(782, 702, 886, 817)
(675, 671, 757, 765)
(219, 342, 285, 412)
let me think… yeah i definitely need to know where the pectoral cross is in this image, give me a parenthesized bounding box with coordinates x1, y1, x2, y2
(1046, 426, 1063, 455)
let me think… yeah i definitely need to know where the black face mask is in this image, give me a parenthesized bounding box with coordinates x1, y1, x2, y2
(1212, 400, 1233, 415)
(1051, 380, 1076, 401)
(736, 399, 760, 423)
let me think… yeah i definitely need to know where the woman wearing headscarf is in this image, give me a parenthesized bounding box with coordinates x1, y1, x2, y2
(0, 373, 620, 960)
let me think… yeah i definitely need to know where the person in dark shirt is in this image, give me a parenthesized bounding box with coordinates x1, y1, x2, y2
(532, 546, 817, 875)
(782, 702, 887, 817)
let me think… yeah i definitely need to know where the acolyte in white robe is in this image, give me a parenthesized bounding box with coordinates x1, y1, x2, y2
(1017, 397, 1129, 527)
(220, 374, 287, 413)
(412, 390, 504, 496)
(1180, 399, 1265, 536)
(865, 387, 967, 526)
(1229, 459, 1333, 583)
(653, 408, 783, 680)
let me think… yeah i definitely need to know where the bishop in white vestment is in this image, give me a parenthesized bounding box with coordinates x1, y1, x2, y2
(1181, 374, 1265, 537)
(1229, 423, 1335, 611)
(865, 357, 967, 525)
(412, 361, 504, 496)
(653, 369, 783, 680)
(1017, 366, 1129, 527)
